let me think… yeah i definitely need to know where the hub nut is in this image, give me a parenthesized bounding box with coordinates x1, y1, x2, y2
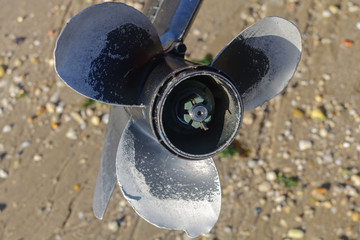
(182, 95, 212, 130)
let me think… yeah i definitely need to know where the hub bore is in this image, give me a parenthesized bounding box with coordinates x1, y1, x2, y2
(153, 67, 243, 159)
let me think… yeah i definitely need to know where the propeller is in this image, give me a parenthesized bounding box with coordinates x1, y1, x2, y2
(54, 2, 301, 237)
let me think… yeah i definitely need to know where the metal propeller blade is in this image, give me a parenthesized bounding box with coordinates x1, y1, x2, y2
(54, 2, 163, 105)
(93, 106, 130, 219)
(211, 17, 302, 111)
(116, 118, 221, 237)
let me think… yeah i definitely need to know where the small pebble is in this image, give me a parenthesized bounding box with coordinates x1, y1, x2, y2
(345, 185, 358, 197)
(17, 16, 24, 23)
(352, 212, 359, 222)
(304, 207, 314, 218)
(21, 141, 31, 148)
(33, 154, 43, 162)
(56, 105, 64, 114)
(356, 22, 360, 30)
(77, 211, 84, 219)
(319, 128, 328, 138)
(50, 91, 60, 103)
(283, 205, 291, 214)
(46, 102, 56, 113)
(265, 121, 272, 128)
(0, 169, 8, 179)
(293, 108, 305, 118)
(107, 221, 119, 232)
(248, 160, 256, 168)
(119, 200, 127, 208)
(13, 58, 22, 67)
(36, 106, 46, 116)
(30, 57, 40, 63)
(48, 29, 55, 36)
(0, 66, 5, 78)
(85, 108, 93, 117)
(322, 73, 331, 81)
(193, 29, 201, 36)
(329, 5, 340, 14)
(343, 142, 350, 148)
(70, 112, 85, 126)
(311, 187, 328, 201)
(243, 115, 254, 125)
(262, 215, 270, 221)
(295, 215, 303, 222)
(51, 122, 59, 130)
(274, 195, 286, 203)
(224, 226, 232, 233)
(102, 113, 110, 125)
(310, 108, 326, 120)
(66, 128, 78, 140)
(266, 171, 277, 181)
(350, 175, 360, 187)
(14, 74, 25, 83)
(91, 116, 100, 126)
(323, 201, 332, 208)
(287, 229, 305, 239)
(322, 155, 333, 163)
(341, 39, 354, 47)
(322, 10, 331, 18)
(2, 125, 12, 133)
(299, 140, 312, 151)
(258, 181, 272, 192)
(315, 95, 323, 103)
(253, 166, 264, 175)
(348, 4, 360, 12)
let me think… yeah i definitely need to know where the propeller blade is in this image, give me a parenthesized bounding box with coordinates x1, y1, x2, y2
(54, 2, 163, 105)
(211, 17, 302, 111)
(116, 118, 221, 237)
(93, 106, 131, 219)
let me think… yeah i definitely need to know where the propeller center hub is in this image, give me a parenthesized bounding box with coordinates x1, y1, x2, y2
(153, 66, 243, 159)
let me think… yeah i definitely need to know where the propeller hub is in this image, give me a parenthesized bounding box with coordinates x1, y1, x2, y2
(152, 66, 243, 160)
